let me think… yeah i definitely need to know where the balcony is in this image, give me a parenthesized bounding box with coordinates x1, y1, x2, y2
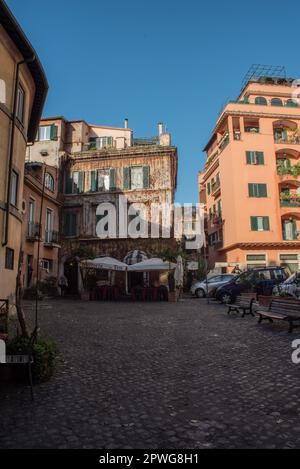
(218, 133, 229, 151)
(44, 230, 61, 248)
(275, 135, 300, 145)
(280, 193, 300, 208)
(277, 164, 300, 177)
(211, 180, 221, 197)
(26, 222, 41, 241)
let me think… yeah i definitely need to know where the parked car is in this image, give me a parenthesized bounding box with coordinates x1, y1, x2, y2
(273, 272, 300, 299)
(190, 274, 236, 298)
(215, 267, 289, 303)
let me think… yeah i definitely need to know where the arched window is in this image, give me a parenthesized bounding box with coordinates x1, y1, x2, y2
(286, 99, 298, 108)
(255, 97, 267, 105)
(45, 173, 54, 191)
(271, 98, 283, 107)
(0, 79, 6, 104)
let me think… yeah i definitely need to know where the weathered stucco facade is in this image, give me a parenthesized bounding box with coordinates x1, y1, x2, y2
(27, 117, 178, 292)
(0, 2, 48, 304)
(21, 163, 61, 290)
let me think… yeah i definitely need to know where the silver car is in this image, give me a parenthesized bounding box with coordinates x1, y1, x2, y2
(190, 274, 236, 298)
(273, 272, 300, 299)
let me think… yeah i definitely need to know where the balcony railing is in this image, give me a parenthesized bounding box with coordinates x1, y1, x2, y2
(211, 180, 221, 196)
(218, 133, 229, 151)
(277, 165, 300, 177)
(27, 222, 41, 240)
(283, 232, 299, 241)
(45, 230, 60, 246)
(274, 135, 300, 145)
(245, 127, 260, 133)
(280, 195, 300, 207)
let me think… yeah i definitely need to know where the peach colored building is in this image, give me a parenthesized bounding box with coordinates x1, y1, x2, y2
(200, 70, 300, 274)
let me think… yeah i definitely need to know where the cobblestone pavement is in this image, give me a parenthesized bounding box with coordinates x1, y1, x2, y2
(1, 298, 300, 449)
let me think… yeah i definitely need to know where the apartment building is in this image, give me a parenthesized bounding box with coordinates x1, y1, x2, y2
(199, 66, 300, 274)
(28, 117, 178, 293)
(21, 162, 61, 289)
(0, 1, 48, 303)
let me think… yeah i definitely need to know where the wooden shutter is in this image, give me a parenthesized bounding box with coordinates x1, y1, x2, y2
(258, 184, 267, 197)
(109, 168, 116, 190)
(246, 152, 253, 164)
(50, 124, 57, 140)
(78, 172, 85, 193)
(263, 217, 270, 231)
(256, 152, 264, 165)
(91, 171, 97, 192)
(250, 217, 258, 231)
(123, 167, 130, 190)
(65, 172, 73, 194)
(248, 184, 255, 197)
(143, 166, 150, 189)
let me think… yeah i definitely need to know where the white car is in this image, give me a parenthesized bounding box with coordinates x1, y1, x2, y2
(190, 274, 236, 298)
(273, 272, 300, 299)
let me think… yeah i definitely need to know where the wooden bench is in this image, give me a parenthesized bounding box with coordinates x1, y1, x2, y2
(227, 295, 257, 317)
(256, 298, 300, 333)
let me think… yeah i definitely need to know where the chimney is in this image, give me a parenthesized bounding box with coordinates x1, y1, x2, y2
(124, 118, 128, 129)
(158, 122, 164, 136)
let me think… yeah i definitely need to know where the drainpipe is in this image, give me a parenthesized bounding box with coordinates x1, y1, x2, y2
(2, 55, 36, 247)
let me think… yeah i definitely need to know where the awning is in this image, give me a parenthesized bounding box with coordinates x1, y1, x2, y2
(80, 257, 128, 271)
(128, 258, 176, 272)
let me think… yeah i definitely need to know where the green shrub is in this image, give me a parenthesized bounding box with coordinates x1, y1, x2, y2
(7, 336, 59, 384)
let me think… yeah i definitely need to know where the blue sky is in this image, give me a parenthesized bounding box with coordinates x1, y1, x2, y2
(6, 0, 300, 203)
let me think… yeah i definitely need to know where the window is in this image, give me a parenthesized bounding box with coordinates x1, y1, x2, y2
(10, 170, 18, 206)
(248, 183, 267, 198)
(217, 200, 222, 217)
(66, 171, 85, 194)
(16, 83, 25, 123)
(280, 254, 299, 274)
(90, 169, 116, 192)
(41, 259, 53, 273)
(246, 151, 264, 165)
(0, 79, 6, 104)
(286, 99, 298, 108)
(250, 216, 270, 231)
(5, 248, 14, 270)
(45, 173, 55, 191)
(271, 98, 283, 107)
(36, 124, 57, 141)
(246, 255, 266, 262)
(89, 136, 113, 150)
(63, 212, 77, 237)
(207, 182, 211, 195)
(45, 209, 53, 243)
(255, 97, 267, 105)
(123, 166, 150, 190)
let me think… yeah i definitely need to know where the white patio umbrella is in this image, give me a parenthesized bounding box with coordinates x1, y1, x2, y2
(128, 258, 176, 272)
(174, 255, 184, 288)
(80, 257, 128, 271)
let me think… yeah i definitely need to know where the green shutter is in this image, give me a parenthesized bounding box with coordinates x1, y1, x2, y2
(91, 171, 97, 192)
(207, 182, 211, 195)
(246, 151, 252, 164)
(258, 184, 267, 197)
(109, 168, 116, 190)
(123, 167, 130, 190)
(65, 172, 73, 194)
(251, 217, 258, 231)
(256, 152, 264, 165)
(50, 124, 57, 140)
(248, 184, 255, 197)
(78, 172, 84, 193)
(143, 166, 150, 189)
(263, 217, 270, 231)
